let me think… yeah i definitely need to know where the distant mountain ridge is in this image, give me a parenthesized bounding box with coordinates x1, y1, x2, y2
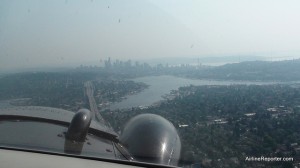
(140, 55, 266, 66)
(189, 59, 300, 81)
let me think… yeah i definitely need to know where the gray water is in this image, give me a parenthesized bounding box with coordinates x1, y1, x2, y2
(109, 75, 279, 110)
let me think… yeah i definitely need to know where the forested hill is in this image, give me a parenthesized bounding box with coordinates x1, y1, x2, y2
(189, 59, 300, 81)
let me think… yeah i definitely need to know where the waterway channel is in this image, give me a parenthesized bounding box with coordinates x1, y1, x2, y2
(109, 75, 280, 110)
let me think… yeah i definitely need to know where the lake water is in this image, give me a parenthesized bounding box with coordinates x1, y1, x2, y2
(109, 75, 278, 110)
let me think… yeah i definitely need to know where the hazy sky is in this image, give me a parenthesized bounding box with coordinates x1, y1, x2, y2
(1, 0, 300, 71)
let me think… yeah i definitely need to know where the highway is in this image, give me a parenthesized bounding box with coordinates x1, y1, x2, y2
(84, 81, 113, 132)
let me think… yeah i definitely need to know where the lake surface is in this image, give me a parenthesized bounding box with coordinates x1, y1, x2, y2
(109, 75, 279, 110)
